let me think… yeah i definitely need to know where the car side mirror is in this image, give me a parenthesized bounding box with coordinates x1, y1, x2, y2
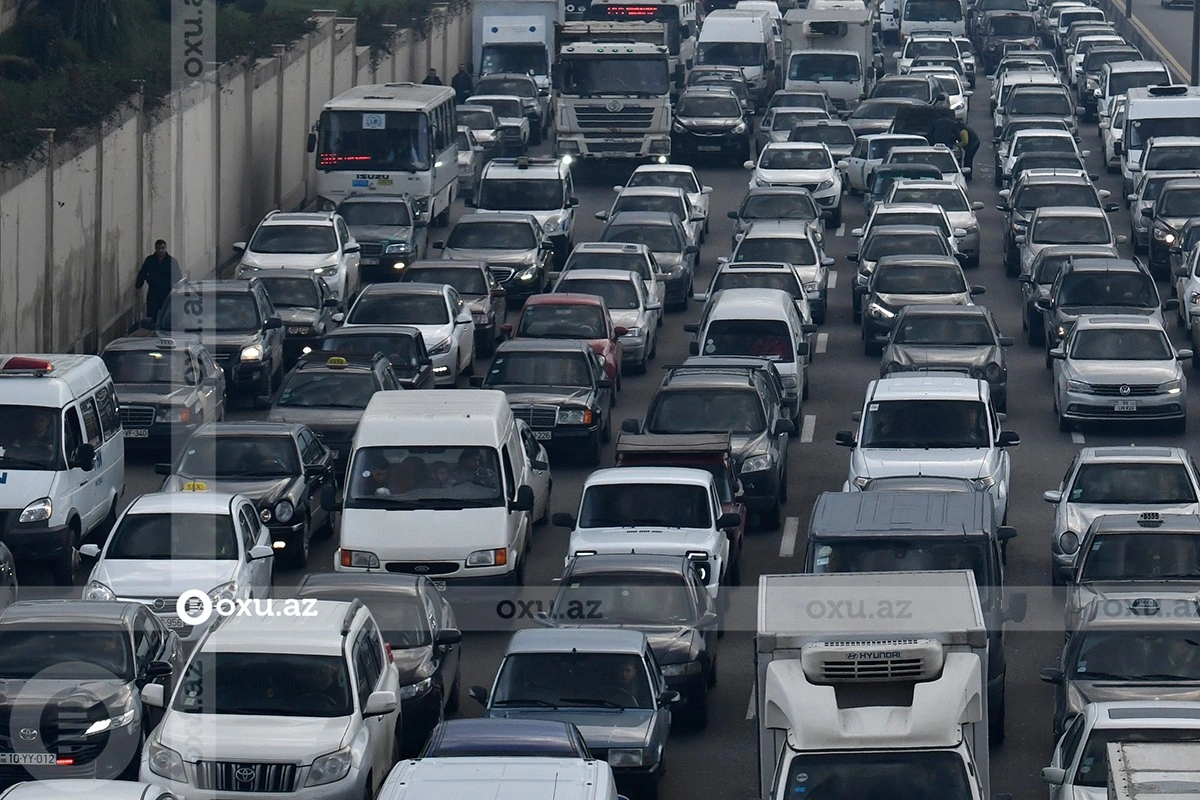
(1116, 234, 1129, 244)
(697, 611, 719, 628)
(1049, 347, 1065, 359)
(658, 689, 681, 707)
(141, 683, 165, 708)
(846, 252, 860, 262)
(688, 341, 700, 355)
(512, 485, 535, 512)
(320, 483, 343, 512)
(154, 462, 173, 476)
(598, 377, 613, 389)
(233, 242, 247, 253)
(306, 132, 317, 153)
(693, 292, 708, 302)
(997, 203, 1011, 213)
(1164, 298, 1180, 311)
(1141, 207, 1154, 219)
(71, 443, 96, 471)
(594, 210, 609, 220)
(331, 312, 345, 323)
(1035, 297, 1053, 311)
(821, 256, 835, 267)
(683, 323, 699, 333)
(998, 525, 1017, 542)
(435, 628, 463, 646)
(80, 543, 102, 559)
(801, 323, 818, 334)
(322, 296, 339, 308)
(1042, 768, 1067, 786)
(743, 160, 756, 170)
(774, 419, 795, 436)
(531, 459, 549, 471)
(727, 210, 739, 219)
(1014, 234, 1026, 244)
(344, 243, 361, 254)
(364, 690, 398, 717)
(717, 512, 740, 530)
(834, 430, 857, 447)
(621, 418, 641, 434)
(264, 317, 283, 330)
(248, 544, 273, 560)
(996, 430, 1021, 447)
(145, 659, 173, 680)
(468, 686, 489, 705)
(998, 336, 1014, 347)
(1180, 349, 1194, 361)
(552, 512, 577, 529)
(970, 285, 986, 295)
(1039, 667, 1064, 684)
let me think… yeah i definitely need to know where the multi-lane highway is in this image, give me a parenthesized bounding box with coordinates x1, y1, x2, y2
(27, 78, 1197, 800)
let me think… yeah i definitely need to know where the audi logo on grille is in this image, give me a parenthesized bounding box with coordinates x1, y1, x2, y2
(235, 767, 256, 784)
(1119, 385, 1131, 396)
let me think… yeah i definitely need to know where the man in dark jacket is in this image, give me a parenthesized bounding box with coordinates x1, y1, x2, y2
(957, 122, 981, 180)
(451, 64, 473, 104)
(422, 68, 443, 86)
(136, 239, 183, 323)
(928, 115, 961, 149)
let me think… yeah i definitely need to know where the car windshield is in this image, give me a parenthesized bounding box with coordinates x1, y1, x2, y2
(734, 237, 818, 266)
(739, 193, 819, 221)
(1006, 119, 1069, 137)
(1013, 135, 1076, 156)
(791, 125, 856, 146)
(890, 187, 968, 211)
(1015, 184, 1097, 211)
(893, 314, 994, 344)
(347, 446, 505, 507)
(1160, 190, 1200, 217)
(478, 179, 564, 211)
(874, 265, 966, 293)
(176, 435, 300, 478)
(788, 52, 862, 82)
(853, 100, 909, 119)
(1144, 148, 1200, 171)
(275, 370, 379, 409)
(863, 233, 952, 259)
(492, 652, 653, 709)
(580, 483, 713, 528)
(176, 653, 353, 717)
(457, 108, 495, 130)
(475, 78, 534, 98)
(990, 15, 1036, 34)
(697, 41, 764, 68)
(471, 97, 523, 118)
(1009, 91, 1073, 115)
(1033, 254, 1071, 284)
(782, 752, 971, 800)
(405, 268, 489, 296)
(566, 252, 651, 280)
(1057, 272, 1156, 306)
(337, 201, 411, 227)
(446, 221, 536, 250)
(677, 95, 742, 117)
(105, 512, 239, 560)
(1111, 70, 1169, 96)
(322, 333, 422, 368)
(559, 278, 640, 310)
(613, 195, 685, 218)
(1070, 328, 1173, 360)
(761, 148, 832, 170)
(554, 573, 699, 625)
(0, 405, 61, 470)
(1033, 216, 1110, 244)
(159, 294, 261, 333)
(347, 293, 449, 325)
(1072, 630, 1200, 680)
(1070, 463, 1197, 503)
(861, 399, 990, 447)
(0, 628, 133, 681)
(873, 80, 931, 100)
(103, 349, 193, 386)
(1081, 533, 1200, 582)
(248, 224, 337, 254)
(702, 319, 795, 361)
(908, 40, 958, 58)
(480, 43, 547, 75)
(713, 271, 803, 295)
(889, 150, 958, 173)
(647, 390, 767, 434)
(484, 352, 594, 387)
(812, 539, 989, 593)
(293, 588, 432, 647)
(601, 224, 681, 252)
(628, 171, 699, 193)
(1074, 729, 1200, 787)
(258, 276, 321, 309)
(519, 304, 608, 338)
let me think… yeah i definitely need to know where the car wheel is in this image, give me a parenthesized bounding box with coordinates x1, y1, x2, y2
(601, 412, 612, 444)
(51, 528, 79, 587)
(1028, 323, 1043, 346)
(1058, 410, 1071, 433)
(445, 671, 461, 714)
(537, 479, 552, 527)
(286, 519, 310, 570)
(687, 689, 709, 730)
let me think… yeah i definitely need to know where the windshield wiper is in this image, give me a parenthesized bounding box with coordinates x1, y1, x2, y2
(557, 697, 626, 709)
(0, 457, 53, 469)
(491, 699, 558, 707)
(415, 498, 500, 509)
(1075, 670, 1135, 680)
(1130, 673, 1198, 681)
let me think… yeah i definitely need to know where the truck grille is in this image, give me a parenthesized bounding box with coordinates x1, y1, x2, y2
(512, 405, 558, 428)
(801, 638, 943, 683)
(359, 242, 383, 257)
(385, 562, 461, 575)
(575, 105, 656, 129)
(586, 141, 641, 153)
(119, 405, 155, 428)
(194, 761, 298, 793)
(1090, 384, 1159, 396)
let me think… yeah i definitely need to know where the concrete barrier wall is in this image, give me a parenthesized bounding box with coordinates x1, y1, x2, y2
(0, 5, 471, 353)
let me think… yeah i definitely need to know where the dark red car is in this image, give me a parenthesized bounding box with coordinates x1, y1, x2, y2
(613, 432, 747, 584)
(501, 293, 626, 390)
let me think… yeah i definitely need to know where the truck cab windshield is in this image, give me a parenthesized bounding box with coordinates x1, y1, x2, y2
(782, 751, 972, 800)
(481, 44, 548, 76)
(560, 58, 670, 96)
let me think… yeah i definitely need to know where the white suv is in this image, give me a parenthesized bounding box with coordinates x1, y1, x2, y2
(141, 599, 401, 800)
(235, 211, 362, 304)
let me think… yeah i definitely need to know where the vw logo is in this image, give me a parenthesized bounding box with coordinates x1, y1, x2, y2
(235, 767, 256, 784)
(606, 99, 624, 112)
(17, 729, 36, 742)
(413, 565, 429, 573)
(1119, 385, 1131, 396)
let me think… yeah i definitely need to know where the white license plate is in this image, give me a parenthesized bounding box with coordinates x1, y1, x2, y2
(532, 430, 552, 440)
(0, 754, 56, 765)
(125, 428, 148, 439)
(696, 145, 721, 152)
(1115, 400, 1137, 412)
(361, 257, 379, 265)
(161, 616, 186, 628)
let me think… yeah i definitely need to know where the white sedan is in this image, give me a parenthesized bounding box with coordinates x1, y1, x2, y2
(620, 164, 713, 238)
(745, 142, 843, 227)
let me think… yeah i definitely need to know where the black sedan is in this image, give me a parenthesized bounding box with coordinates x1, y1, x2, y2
(255, 270, 342, 369)
(318, 324, 436, 389)
(543, 554, 719, 729)
(155, 421, 336, 568)
(293, 573, 462, 758)
(474, 339, 614, 465)
(421, 719, 592, 758)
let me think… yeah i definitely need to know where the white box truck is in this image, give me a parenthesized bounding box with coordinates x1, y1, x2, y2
(754, 570, 997, 800)
(783, 0, 880, 114)
(473, 0, 561, 97)
(1108, 742, 1200, 800)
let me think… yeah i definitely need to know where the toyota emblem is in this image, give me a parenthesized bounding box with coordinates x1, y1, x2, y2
(1119, 385, 1131, 396)
(235, 767, 256, 784)
(17, 729, 36, 742)
(606, 99, 624, 112)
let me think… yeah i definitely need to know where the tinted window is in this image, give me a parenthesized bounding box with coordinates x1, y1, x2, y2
(258, 276, 321, 309)
(863, 233, 952, 259)
(275, 371, 380, 409)
(646, 390, 767, 434)
(176, 652, 353, 716)
(1014, 184, 1097, 211)
(159, 294, 261, 333)
(519, 303, 607, 338)
(1057, 271, 1156, 306)
(177, 435, 299, 478)
(322, 333, 421, 367)
(1069, 463, 1197, 503)
(446, 221, 536, 250)
(739, 194, 819, 221)
(478, 180, 564, 212)
(734, 236, 818, 266)
(1032, 216, 1110, 244)
(107, 512, 239, 560)
(492, 652, 654, 709)
(861, 400, 989, 447)
(601, 224, 682, 252)
(564, 252, 651, 280)
(760, 148, 833, 170)
(348, 293, 449, 325)
(347, 446, 503, 506)
(559, 278, 639, 310)
(1081, 534, 1200, 582)
(0, 628, 132, 680)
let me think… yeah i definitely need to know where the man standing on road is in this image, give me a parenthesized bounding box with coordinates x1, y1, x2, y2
(422, 68, 443, 86)
(927, 114, 961, 149)
(135, 239, 183, 323)
(451, 64, 473, 104)
(957, 121, 981, 180)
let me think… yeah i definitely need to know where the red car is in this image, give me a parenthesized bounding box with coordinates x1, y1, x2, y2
(501, 294, 625, 390)
(613, 431, 747, 585)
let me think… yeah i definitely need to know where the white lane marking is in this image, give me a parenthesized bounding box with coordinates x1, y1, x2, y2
(779, 516, 800, 558)
(747, 686, 757, 720)
(828, 270, 838, 289)
(816, 332, 829, 354)
(801, 414, 816, 443)
(835, 224, 847, 237)
(1071, 431, 1086, 444)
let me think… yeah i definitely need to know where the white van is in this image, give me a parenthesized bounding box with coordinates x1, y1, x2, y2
(332, 390, 537, 585)
(379, 758, 621, 800)
(0, 355, 125, 585)
(697, 9, 780, 110)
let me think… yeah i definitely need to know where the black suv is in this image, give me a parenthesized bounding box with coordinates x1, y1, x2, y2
(671, 86, 752, 166)
(979, 11, 1039, 71)
(1077, 46, 1140, 119)
(336, 193, 427, 282)
(152, 278, 285, 404)
(623, 367, 793, 529)
(0, 600, 182, 782)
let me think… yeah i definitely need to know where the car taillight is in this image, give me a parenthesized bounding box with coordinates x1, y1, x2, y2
(384, 643, 394, 663)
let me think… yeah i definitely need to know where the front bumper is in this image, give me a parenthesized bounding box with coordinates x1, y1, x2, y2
(359, 254, 413, 283)
(140, 758, 371, 800)
(557, 134, 671, 161)
(738, 465, 782, 510)
(671, 130, 750, 156)
(0, 515, 73, 561)
(1058, 388, 1185, 422)
(401, 683, 444, 752)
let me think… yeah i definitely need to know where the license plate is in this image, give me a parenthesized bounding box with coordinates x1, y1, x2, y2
(161, 615, 186, 628)
(0, 754, 56, 765)
(532, 430, 552, 440)
(696, 145, 721, 152)
(1115, 400, 1137, 412)
(125, 428, 148, 439)
(361, 257, 379, 265)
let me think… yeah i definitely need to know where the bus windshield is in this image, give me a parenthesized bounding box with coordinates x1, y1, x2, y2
(317, 110, 430, 172)
(560, 57, 671, 96)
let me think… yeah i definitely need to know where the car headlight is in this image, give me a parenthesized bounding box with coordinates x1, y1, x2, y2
(1159, 379, 1183, 395)
(1059, 530, 1080, 555)
(238, 264, 262, 273)
(314, 265, 340, 277)
(673, 120, 688, 133)
(83, 581, 116, 601)
(155, 405, 194, 424)
(732, 122, 747, 134)
(557, 408, 594, 425)
(398, 677, 434, 700)
(306, 747, 353, 787)
(287, 326, 312, 336)
(18, 497, 52, 524)
(607, 749, 647, 767)
(1065, 379, 1091, 393)
(466, 548, 507, 567)
(851, 475, 870, 488)
(240, 344, 263, 363)
(148, 741, 188, 784)
(1055, 324, 1068, 340)
(384, 242, 412, 254)
(85, 699, 137, 736)
(971, 475, 997, 490)
(623, 327, 643, 338)
(428, 338, 452, 356)
(1191, 291, 1200, 305)
(661, 661, 703, 676)
(867, 302, 895, 320)
(208, 581, 238, 605)
(517, 264, 539, 280)
(273, 500, 295, 523)
(803, 281, 818, 293)
(781, 375, 798, 389)
(1155, 226, 1177, 244)
(544, 218, 561, 233)
(742, 453, 774, 473)
(816, 179, 834, 191)
(984, 363, 1002, 381)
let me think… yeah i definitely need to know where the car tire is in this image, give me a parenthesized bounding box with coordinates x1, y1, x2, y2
(537, 479, 552, 527)
(601, 413, 612, 444)
(687, 690, 709, 730)
(760, 501, 782, 531)
(1058, 410, 1071, 433)
(286, 521, 310, 570)
(51, 529, 79, 587)
(1028, 323, 1043, 346)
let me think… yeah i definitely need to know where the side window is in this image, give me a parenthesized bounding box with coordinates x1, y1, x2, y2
(64, 406, 84, 460)
(135, 611, 163, 669)
(353, 625, 385, 707)
(1060, 714, 1087, 766)
(299, 430, 323, 464)
(1061, 456, 1079, 491)
(80, 397, 103, 448)
(501, 446, 517, 499)
(337, 219, 351, 245)
(238, 506, 260, 554)
(95, 382, 121, 440)
(520, 426, 539, 461)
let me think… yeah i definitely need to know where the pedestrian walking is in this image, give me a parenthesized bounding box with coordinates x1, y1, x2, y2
(958, 121, 981, 180)
(135, 239, 183, 323)
(422, 68, 443, 86)
(451, 64, 473, 104)
(927, 115, 961, 149)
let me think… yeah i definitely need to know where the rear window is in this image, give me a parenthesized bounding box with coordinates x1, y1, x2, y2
(703, 319, 795, 361)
